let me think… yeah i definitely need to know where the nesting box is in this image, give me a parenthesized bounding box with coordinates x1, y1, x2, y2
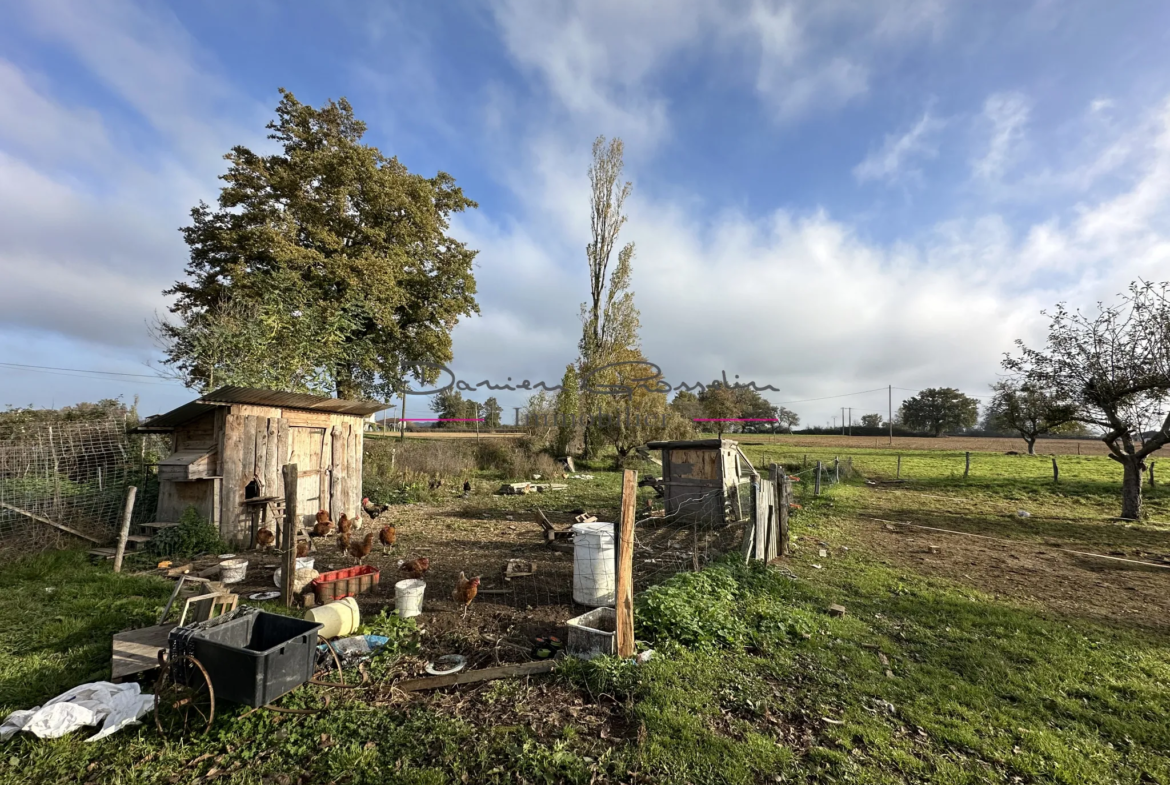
(645, 438, 756, 524)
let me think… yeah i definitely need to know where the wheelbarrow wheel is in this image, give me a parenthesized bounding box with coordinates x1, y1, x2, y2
(154, 654, 215, 737)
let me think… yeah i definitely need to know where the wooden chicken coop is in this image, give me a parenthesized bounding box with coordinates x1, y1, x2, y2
(133, 387, 386, 547)
(645, 438, 758, 524)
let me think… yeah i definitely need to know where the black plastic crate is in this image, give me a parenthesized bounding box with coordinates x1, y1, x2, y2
(170, 610, 323, 707)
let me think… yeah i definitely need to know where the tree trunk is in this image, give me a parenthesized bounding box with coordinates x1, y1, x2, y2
(1120, 457, 1144, 520)
(1025, 436, 1036, 455)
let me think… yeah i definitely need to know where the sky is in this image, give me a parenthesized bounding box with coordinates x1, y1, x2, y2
(1, 0, 1169, 428)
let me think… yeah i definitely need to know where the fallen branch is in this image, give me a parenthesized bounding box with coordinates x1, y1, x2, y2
(394, 660, 556, 692)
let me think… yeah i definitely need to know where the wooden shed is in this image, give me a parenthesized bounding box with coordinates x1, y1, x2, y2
(645, 438, 758, 524)
(134, 387, 386, 546)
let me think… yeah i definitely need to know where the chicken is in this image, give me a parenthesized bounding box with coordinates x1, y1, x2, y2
(348, 532, 375, 565)
(378, 525, 397, 554)
(338, 531, 351, 554)
(398, 557, 430, 580)
(296, 540, 310, 558)
(428, 476, 442, 490)
(255, 528, 276, 551)
(451, 572, 481, 618)
(337, 513, 353, 536)
(361, 497, 391, 521)
(308, 518, 334, 552)
(462, 480, 471, 497)
(316, 509, 331, 525)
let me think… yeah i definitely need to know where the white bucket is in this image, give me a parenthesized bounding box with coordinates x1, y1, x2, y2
(571, 522, 616, 606)
(219, 558, 248, 584)
(305, 596, 360, 639)
(395, 579, 426, 618)
(273, 557, 316, 587)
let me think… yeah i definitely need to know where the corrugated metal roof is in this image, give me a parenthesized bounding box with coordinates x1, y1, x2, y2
(201, 387, 387, 416)
(130, 401, 221, 432)
(645, 438, 736, 450)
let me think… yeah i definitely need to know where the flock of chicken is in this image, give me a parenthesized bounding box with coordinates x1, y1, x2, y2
(254, 496, 481, 617)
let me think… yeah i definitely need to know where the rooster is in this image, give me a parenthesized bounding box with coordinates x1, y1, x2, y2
(378, 525, 397, 554)
(361, 497, 391, 521)
(337, 513, 353, 536)
(308, 517, 334, 552)
(296, 540, 310, 558)
(398, 557, 430, 580)
(255, 528, 275, 552)
(348, 532, 375, 566)
(451, 572, 480, 618)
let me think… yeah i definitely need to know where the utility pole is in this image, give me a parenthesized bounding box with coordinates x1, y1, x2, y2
(888, 385, 893, 446)
(399, 392, 406, 442)
(847, 407, 852, 436)
(841, 407, 845, 436)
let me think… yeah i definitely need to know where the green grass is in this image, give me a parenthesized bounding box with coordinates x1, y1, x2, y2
(1, 444, 1168, 783)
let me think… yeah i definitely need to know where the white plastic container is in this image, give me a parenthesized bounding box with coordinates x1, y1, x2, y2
(394, 579, 426, 618)
(305, 596, 360, 639)
(571, 521, 616, 606)
(566, 606, 617, 659)
(219, 558, 248, 584)
(273, 557, 316, 587)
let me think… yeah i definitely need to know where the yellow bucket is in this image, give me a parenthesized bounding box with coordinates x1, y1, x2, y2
(304, 596, 360, 639)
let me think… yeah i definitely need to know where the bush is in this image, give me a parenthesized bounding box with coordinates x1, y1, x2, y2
(149, 505, 224, 558)
(473, 439, 560, 480)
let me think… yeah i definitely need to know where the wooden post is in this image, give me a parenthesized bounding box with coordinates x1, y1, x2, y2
(896, 455, 901, 479)
(250, 507, 261, 550)
(846, 456, 853, 477)
(834, 457, 839, 483)
(616, 469, 637, 659)
(815, 461, 822, 496)
(888, 384, 893, 446)
(282, 464, 298, 607)
(1052, 457, 1059, 483)
(771, 463, 791, 557)
(802, 454, 807, 468)
(965, 452, 971, 477)
(112, 486, 137, 574)
(1150, 461, 1156, 488)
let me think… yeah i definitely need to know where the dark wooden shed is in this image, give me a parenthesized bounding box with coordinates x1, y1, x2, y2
(645, 438, 758, 524)
(134, 387, 385, 546)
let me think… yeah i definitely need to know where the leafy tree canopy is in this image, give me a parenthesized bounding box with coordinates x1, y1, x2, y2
(898, 388, 979, 436)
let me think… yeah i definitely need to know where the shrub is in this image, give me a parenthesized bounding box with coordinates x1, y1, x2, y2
(635, 567, 748, 650)
(149, 505, 224, 558)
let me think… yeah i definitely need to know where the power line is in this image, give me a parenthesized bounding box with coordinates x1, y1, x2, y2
(775, 387, 889, 405)
(0, 362, 162, 379)
(0, 362, 181, 387)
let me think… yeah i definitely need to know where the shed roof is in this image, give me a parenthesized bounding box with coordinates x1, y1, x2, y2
(645, 438, 738, 451)
(132, 387, 387, 433)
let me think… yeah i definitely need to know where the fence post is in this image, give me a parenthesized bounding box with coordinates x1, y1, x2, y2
(616, 469, 637, 658)
(965, 452, 971, 478)
(815, 461, 822, 496)
(1052, 457, 1059, 483)
(896, 455, 901, 479)
(771, 463, 791, 557)
(846, 456, 853, 478)
(1150, 461, 1156, 488)
(112, 485, 138, 574)
(282, 464, 298, 607)
(834, 457, 839, 483)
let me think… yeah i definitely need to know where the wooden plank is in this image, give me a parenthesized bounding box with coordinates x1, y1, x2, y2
(616, 469, 637, 658)
(254, 418, 269, 485)
(395, 660, 557, 692)
(275, 419, 290, 517)
(347, 422, 357, 519)
(111, 624, 176, 682)
(319, 421, 330, 514)
(241, 415, 257, 489)
(282, 464, 298, 607)
(221, 413, 245, 544)
(0, 501, 102, 543)
(330, 425, 345, 521)
(355, 420, 363, 515)
(263, 418, 279, 498)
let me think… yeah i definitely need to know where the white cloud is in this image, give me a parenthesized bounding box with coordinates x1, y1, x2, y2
(973, 91, 1031, 180)
(854, 109, 946, 183)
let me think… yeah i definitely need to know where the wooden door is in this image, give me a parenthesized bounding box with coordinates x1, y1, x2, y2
(289, 427, 325, 526)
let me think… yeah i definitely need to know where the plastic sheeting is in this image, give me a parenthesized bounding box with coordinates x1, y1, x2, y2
(0, 681, 153, 742)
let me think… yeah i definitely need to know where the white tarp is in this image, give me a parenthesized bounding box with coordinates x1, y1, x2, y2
(0, 681, 153, 742)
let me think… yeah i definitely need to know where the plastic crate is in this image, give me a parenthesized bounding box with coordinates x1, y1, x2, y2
(171, 610, 323, 707)
(310, 565, 380, 604)
(566, 607, 616, 660)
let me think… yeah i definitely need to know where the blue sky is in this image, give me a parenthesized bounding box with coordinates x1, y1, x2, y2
(1, 0, 1169, 427)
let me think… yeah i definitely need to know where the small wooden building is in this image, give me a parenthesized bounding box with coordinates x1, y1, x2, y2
(134, 387, 385, 545)
(645, 438, 758, 524)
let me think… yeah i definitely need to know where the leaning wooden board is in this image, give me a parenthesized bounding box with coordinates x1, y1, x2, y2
(111, 624, 176, 682)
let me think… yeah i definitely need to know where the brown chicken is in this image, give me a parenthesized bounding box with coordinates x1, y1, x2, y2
(255, 528, 275, 551)
(337, 531, 351, 554)
(316, 509, 331, 525)
(337, 513, 353, 536)
(348, 532, 375, 565)
(398, 557, 430, 580)
(451, 572, 481, 618)
(378, 525, 397, 554)
(296, 540, 310, 558)
(308, 518, 333, 552)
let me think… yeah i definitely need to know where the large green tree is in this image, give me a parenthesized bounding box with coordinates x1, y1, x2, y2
(898, 388, 979, 436)
(984, 380, 1077, 454)
(159, 89, 479, 400)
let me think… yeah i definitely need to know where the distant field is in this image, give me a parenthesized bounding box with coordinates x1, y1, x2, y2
(704, 432, 1169, 457)
(366, 429, 520, 439)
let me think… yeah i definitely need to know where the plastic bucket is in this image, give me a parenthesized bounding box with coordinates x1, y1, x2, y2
(273, 557, 316, 587)
(394, 579, 426, 618)
(304, 596, 360, 639)
(570, 522, 615, 606)
(220, 558, 249, 585)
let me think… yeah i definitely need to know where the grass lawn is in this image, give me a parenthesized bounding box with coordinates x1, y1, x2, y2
(1, 443, 1168, 784)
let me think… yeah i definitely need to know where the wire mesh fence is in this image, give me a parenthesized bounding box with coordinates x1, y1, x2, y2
(0, 417, 165, 556)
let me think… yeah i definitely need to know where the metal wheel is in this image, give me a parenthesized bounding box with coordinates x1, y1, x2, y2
(309, 636, 346, 686)
(154, 654, 215, 737)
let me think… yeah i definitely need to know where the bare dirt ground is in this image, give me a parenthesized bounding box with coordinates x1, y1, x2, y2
(851, 485, 1170, 630)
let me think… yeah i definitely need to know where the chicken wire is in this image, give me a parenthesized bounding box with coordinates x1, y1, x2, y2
(0, 417, 163, 555)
